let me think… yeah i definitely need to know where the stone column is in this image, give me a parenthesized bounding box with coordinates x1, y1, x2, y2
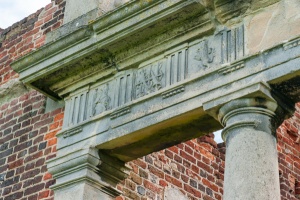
(219, 98, 281, 200)
(47, 148, 129, 200)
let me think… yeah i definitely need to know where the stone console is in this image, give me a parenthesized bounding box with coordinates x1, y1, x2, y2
(11, 0, 300, 199)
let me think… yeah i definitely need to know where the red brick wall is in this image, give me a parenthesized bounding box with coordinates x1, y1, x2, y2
(1, 1, 300, 200)
(116, 134, 225, 200)
(0, 1, 65, 200)
(0, 0, 65, 86)
(0, 92, 63, 200)
(114, 105, 300, 200)
(277, 103, 300, 200)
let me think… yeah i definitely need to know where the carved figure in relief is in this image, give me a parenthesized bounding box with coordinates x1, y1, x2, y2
(93, 84, 111, 116)
(194, 40, 215, 68)
(135, 62, 164, 98)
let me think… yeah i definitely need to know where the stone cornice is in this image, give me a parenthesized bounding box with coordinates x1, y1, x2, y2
(11, 27, 92, 73)
(11, 0, 214, 100)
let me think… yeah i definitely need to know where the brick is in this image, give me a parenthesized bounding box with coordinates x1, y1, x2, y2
(138, 168, 148, 179)
(43, 172, 52, 181)
(130, 172, 142, 185)
(33, 175, 43, 184)
(39, 190, 50, 198)
(47, 138, 57, 146)
(184, 184, 201, 198)
(54, 113, 64, 122)
(165, 174, 182, 188)
(2, 176, 20, 187)
(3, 191, 23, 200)
(12, 182, 22, 192)
(148, 165, 164, 179)
(165, 149, 173, 159)
(6, 170, 15, 178)
(15, 166, 25, 175)
(144, 155, 153, 164)
(45, 179, 55, 189)
(24, 151, 43, 163)
(159, 179, 168, 187)
(14, 126, 33, 137)
(27, 194, 38, 200)
(143, 179, 161, 193)
(14, 141, 32, 153)
(21, 168, 40, 181)
(38, 142, 47, 150)
(44, 131, 56, 140)
(8, 159, 23, 169)
(125, 179, 136, 191)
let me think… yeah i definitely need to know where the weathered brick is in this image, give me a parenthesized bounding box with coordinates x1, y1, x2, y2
(2, 176, 20, 187)
(21, 168, 40, 181)
(143, 179, 161, 193)
(3, 191, 23, 200)
(148, 165, 164, 179)
(184, 184, 201, 198)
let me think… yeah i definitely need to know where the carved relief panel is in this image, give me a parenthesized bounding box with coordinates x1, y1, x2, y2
(63, 25, 246, 128)
(134, 61, 165, 98)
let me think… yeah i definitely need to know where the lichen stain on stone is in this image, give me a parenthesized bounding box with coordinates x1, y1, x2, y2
(271, 76, 300, 103)
(246, 0, 300, 54)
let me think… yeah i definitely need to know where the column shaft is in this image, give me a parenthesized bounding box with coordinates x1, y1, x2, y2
(220, 98, 281, 200)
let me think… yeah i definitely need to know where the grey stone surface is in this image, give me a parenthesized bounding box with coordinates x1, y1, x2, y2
(63, 0, 100, 24)
(45, 97, 64, 113)
(46, 9, 98, 43)
(0, 79, 29, 106)
(164, 187, 188, 200)
(54, 182, 113, 200)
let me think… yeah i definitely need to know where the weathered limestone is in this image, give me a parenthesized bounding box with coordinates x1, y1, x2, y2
(63, 0, 130, 24)
(164, 187, 189, 200)
(219, 98, 280, 200)
(245, 0, 300, 54)
(11, 0, 300, 199)
(0, 79, 29, 105)
(47, 148, 129, 200)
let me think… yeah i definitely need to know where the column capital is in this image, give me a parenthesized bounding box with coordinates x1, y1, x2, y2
(47, 148, 130, 200)
(219, 98, 277, 142)
(203, 82, 295, 142)
(218, 97, 277, 125)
